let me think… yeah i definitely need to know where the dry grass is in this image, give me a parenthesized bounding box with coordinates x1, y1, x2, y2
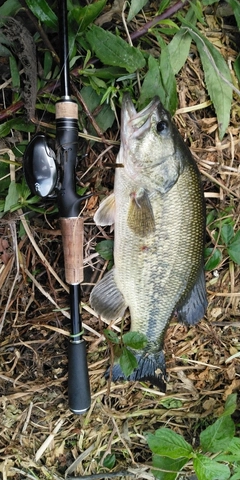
(0, 2, 240, 479)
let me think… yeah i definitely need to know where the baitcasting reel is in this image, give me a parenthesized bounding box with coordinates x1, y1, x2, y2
(24, 132, 59, 198)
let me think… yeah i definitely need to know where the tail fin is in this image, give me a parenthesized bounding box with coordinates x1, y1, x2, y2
(106, 351, 167, 392)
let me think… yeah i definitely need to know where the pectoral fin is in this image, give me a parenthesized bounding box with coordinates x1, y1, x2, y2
(90, 268, 127, 320)
(127, 188, 155, 237)
(177, 267, 207, 325)
(94, 193, 115, 226)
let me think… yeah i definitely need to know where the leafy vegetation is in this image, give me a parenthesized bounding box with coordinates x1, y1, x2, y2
(147, 394, 240, 480)
(104, 329, 148, 377)
(205, 207, 240, 270)
(0, 1, 239, 479)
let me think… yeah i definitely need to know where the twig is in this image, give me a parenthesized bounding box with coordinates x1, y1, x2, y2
(130, 0, 189, 41)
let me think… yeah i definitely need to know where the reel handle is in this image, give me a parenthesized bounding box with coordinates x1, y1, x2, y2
(68, 338, 91, 414)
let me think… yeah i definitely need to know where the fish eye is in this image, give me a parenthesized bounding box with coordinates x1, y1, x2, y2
(156, 120, 168, 134)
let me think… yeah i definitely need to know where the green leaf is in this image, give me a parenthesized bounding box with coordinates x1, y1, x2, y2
(0, 118, 35, 137)
(0, 160, 10, 193)
(25, 0, 58, 30)
(80, 85, 115, 134)
(147, 428, 193, 459)
(230, 468, 240, 480)
(9, 55, 20, 89)
(0, 0, 21, 16)
(181, 24, 232, 139)
(95, 240, 114, 261)
(127, 0, 148, 22)
(103, 453, 116, 470)
(69, 0, 106, 32)
(4, 181, 19, 212)
(226, 0, 240, 29)
(193, 454, 230, 480)
(204, 247, 222, 270)
(220, 224, 234, 246)
(206, 209, 217, 226)
(119, 347, 137, 377)
(139, 55, 162, 108)
(234, 55, 240, 83)
(122, 331, 148, 350)
(158, 36, 177, 114)
(200, 416, 235, 453)
(152, 454, 188, 480)
(104, 329, 119, 345)
(167, 4, 197, 74)
(222, 393, 237, 417)
(168, 29, 192, 75)
(86, 25, 146, 73)
(226, 436, 240, 454)
(228, 231, 240, 265)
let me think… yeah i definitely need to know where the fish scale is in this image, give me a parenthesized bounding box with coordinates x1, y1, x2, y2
(90, 95, 207, 390)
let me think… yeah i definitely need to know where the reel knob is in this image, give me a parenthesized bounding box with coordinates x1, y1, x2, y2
(23, 133, 58, 197)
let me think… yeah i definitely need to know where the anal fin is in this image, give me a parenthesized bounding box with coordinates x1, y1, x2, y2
(90, 268, 127, 320)
(177, 267, 208, 325)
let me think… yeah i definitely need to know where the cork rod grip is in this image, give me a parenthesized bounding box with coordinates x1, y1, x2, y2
(60, 217, 84, 284)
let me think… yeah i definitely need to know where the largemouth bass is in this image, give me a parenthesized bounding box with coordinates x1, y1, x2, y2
(90, 95, 207, 390)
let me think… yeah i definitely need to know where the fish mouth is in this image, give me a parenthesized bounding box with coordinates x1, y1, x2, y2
(121, 94, 160, 141)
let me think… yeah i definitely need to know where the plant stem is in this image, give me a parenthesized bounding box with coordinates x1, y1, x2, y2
(130, 0, 189, 41)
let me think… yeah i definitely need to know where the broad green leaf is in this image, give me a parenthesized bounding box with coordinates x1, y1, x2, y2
(69, 0, 106, 32)
(204, 247, 222, 271)
(147, 428, 193, 459)
(230, 469, 240, 480)
(226, 436, 240, 454)
(139, 55, 162, 108)
(104, 329, 119, 345)
(226, 0, 240, 29)
(4, 181, 19, 212)
(168, 29, 192, 74)
(220, 224, 234, 246)
(160, 398, 183, 409)
(127, 0, 148, 22)
(182, 24, 232, 139)
(86, 25, 146, 73)
(122, 331, 148, 350)
(222, 393, 237, 417)
(228, 230, 240, 264)
(103, 453, 116, 469)
(167, 4, 196, 74)
(0, 118, 35, 138)
(200, 416, 235, 453)
(158, 36, 177, 114)
(119, 347, 137, 377)
(0, 160, 10, 193)
(193, 454, 230, 480)
(206, 209, 217, 226)
(152, 454, 187, 480)
(25, 0, 58, 30)
(95, 240, 114, 261)
(0, 0, 21, 16)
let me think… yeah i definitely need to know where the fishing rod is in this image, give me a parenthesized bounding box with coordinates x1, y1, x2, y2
(23, 0, 91, 414)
